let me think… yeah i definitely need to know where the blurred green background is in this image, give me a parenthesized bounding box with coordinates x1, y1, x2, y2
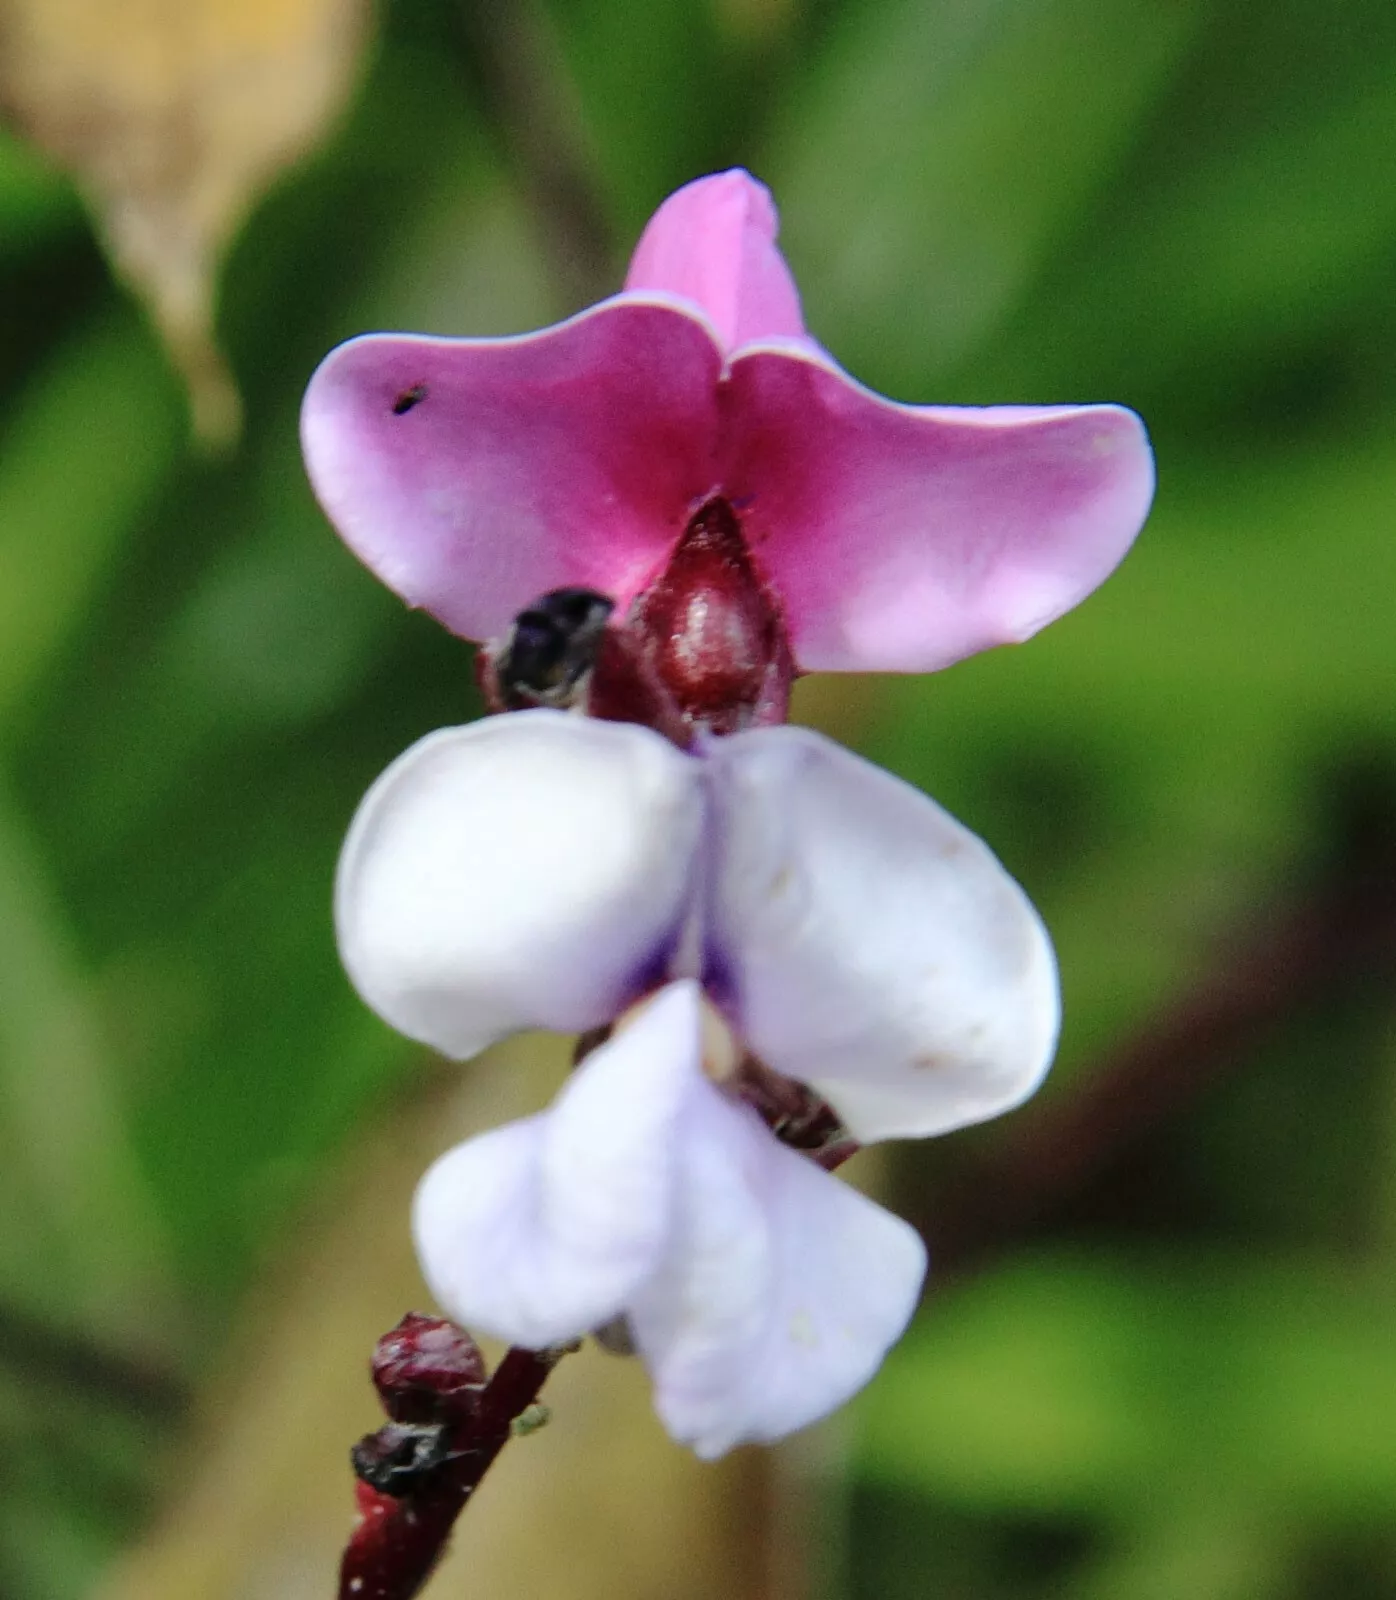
(3, 0, 1396, 1595)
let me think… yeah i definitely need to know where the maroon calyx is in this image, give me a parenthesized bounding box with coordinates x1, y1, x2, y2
(478, 498, 794, 744)
(626, 496, 794, 736)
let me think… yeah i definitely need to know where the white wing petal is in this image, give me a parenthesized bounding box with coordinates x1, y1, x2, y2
(336, 710, 702, 1057)
(706, 726, 1059, 1143)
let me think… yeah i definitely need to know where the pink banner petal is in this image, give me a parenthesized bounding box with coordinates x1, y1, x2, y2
(301, 299, 725, 642)
(722, 346, 1155, 671)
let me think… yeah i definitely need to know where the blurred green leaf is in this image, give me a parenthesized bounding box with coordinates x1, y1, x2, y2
(768, 0, 1201, 394)
(1061, 1506, 1293, 1600)
(860, 1249, 1396, 1520)
(0, 309, 181, 732)
(0, 774, 172, 1349)
(958, 0, 1396, 410)
(539, 0, 730, 241)
(0, 124, 83, 258)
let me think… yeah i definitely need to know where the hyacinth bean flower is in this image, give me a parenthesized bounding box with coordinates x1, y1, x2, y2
(303, 168, 1154, 1456)
(336, 709, 1058, 1457)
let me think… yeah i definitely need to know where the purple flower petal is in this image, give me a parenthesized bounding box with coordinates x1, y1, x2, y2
(628, 1053, 926, 1458)
(301, 299, 725, 641)
(412, 983, 704, 1347)
(623, 169, 808, 355)
(335, 711, 701, 1057)
(706, 726, 1059, 1143)
(721, 345, 1155, 671)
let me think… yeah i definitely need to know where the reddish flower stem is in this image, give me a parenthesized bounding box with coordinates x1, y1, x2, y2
(339, 1334, 567, 1600)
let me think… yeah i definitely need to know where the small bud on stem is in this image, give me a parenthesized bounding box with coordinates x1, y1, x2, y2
(339, 1316, 570, 1600)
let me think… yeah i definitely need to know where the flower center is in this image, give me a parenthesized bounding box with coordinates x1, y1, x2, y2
(611, 986, 742, 1084)
(604, 987, 852, 1168)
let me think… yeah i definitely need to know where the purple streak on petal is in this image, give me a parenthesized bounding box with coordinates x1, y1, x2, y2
(301, 299, 726, 641)
(413, 982, 706, 1348)
(720, 345, 1155, 671)
(629, 1076, 925, 1458)
(705, 726, 1059, 1144)
(624, 170, 807, 355)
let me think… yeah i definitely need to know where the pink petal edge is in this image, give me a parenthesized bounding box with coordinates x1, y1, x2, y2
(303, 184, 1154, 673)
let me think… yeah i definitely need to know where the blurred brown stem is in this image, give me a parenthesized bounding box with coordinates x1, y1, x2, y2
(457, 0, 614, 306)
(0, 1302, 185, 1421)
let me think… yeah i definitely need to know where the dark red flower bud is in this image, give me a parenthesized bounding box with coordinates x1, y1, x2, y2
(370, 1312, 487, 1426)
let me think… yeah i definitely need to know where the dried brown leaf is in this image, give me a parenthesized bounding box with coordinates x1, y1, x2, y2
(0, 0, 371, 444)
